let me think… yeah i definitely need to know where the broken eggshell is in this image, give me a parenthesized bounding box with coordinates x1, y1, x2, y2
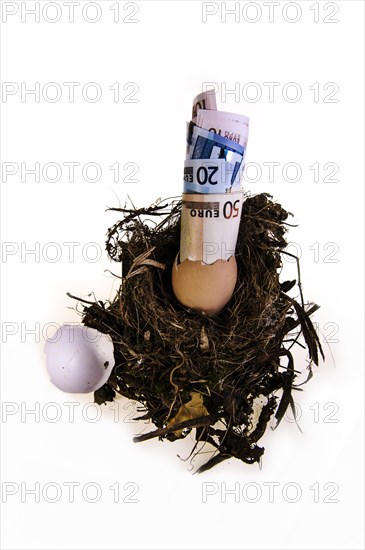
(44, 324, 114, 393)
(172, 254, 237, 316)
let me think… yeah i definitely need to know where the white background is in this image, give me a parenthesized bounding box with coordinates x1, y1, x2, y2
(0, 1, 364, 549)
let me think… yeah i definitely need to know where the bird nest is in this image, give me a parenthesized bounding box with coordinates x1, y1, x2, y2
(68, 193, 323, 473)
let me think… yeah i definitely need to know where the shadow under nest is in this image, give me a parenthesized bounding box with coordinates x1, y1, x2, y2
(69, 193, 324, 473)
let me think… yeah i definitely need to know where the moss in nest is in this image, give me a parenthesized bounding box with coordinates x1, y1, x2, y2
(68, 193, 324, 473)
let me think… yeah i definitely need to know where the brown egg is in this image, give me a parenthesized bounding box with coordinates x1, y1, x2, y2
(171, 254, 237, 316)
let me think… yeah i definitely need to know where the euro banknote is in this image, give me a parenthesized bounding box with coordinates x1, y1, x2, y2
(192, 89, 217, 122)
(184, 90, 249, 195)
(195, 109, 249, 148)
(184, 122, 244, 193)
(179, 191, 244, 263)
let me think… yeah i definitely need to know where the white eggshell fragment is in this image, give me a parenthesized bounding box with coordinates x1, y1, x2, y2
(44, 324, 115, 393)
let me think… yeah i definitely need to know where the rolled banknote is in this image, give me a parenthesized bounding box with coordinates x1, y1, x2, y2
(196, 109, 249, 148)
(186, 121, 244, 159)
(172, 90, 249, 315)
(179, 191, 244, 264)
(184, 122, 245, 193)
(181, 91, 249, 263)
(184, 157, 243, 194)
(191, 89, 217, 122)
